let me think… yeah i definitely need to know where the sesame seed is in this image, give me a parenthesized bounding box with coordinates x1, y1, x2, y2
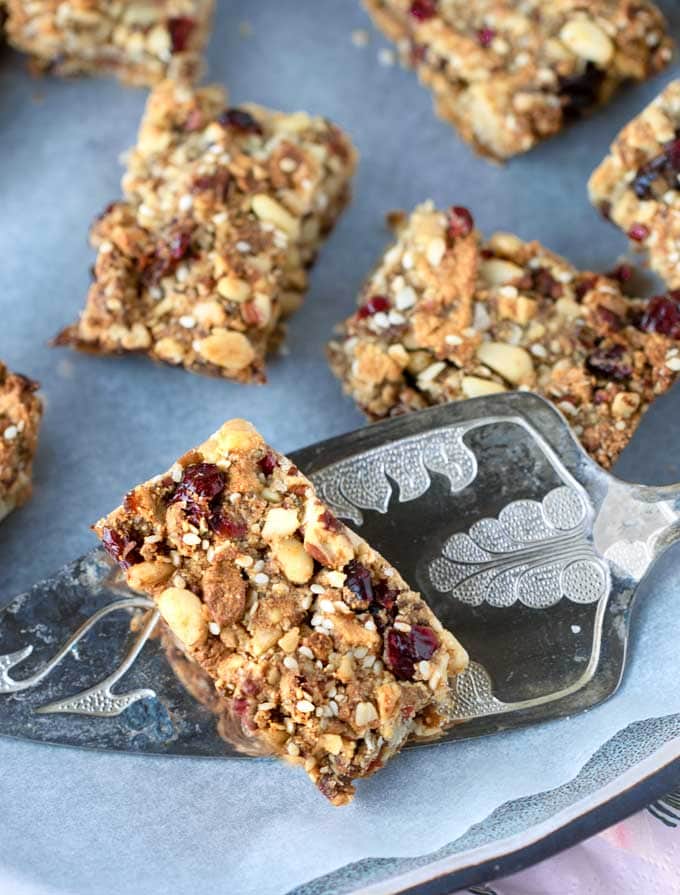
(310, 583, 325, 594)
(258, 701, 275, 711)
(353, 647, 368, 659)
(253, 559, 265, 572)
(235, 241, 252, 253)
(254, 572, 269, 586)
(170, 464, 183, 483)
(351, 28, 369, 47)
(208, 622, 221, 636)
(183, 533, 201, 546)
(298, 646, 314, 660)
(395, 285, 417, 310)
(287, 741, 300, 756)
(3, 425, 18, 441)
(378, 47, 395, 66)
(172, 574, 186, 588)
(279, 157, 298, 173)
(666, 356, 680, 371)
(178, 194, 193, 212)
(364, 618, 377, 632)
(179, 315, 196, 329)
(296, 699, 315, 713)
(283, 656, 299, 671)
(319, 598, 335, 613)
(393, 621, 411, 633)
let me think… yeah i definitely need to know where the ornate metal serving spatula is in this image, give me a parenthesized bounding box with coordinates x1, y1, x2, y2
(1, 392, 678, 757)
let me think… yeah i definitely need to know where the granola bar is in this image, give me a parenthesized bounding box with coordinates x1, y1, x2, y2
(0, 363, 42, 523)
(363, 0, 673, 160)
(3, 0, 214, 86)
(589, 79, 680, 290)
(55, 80, 357, 383)
(95, 419, 468, 805)
(328, 202, 680, 469)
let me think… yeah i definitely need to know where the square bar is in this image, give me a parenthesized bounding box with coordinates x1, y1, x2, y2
(95, 419, 468, 805)
(589, 79, 680, 290)
(364, 0, 672, 160)
(3, 0, 214, 86)
(328, 202, 680, 469)
(56, 80, 357, 383)
(0, 363, 42, 523)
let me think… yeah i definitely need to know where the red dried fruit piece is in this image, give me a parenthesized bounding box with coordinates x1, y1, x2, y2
(638, 293, 680, 338)
(171, 463, 226, 525)
(628, 223, 649, 242)
(191, 171, 231, 202)
(532, 268, 564, 299)
(477, 27, 495, 47)
(343, 560, 374, 609)
(447, 206, 474, 239)
(409, 0, 437, 20)
(386, 625, 439, 680)
(357, 295, 390, 319)
(632, 135, 680, 199)
(320, 509, 343, 532)
(169, 231, 191, 260)
(141, 228, 193, 286)
(258, 452, 278, 476)
(218, 108, 263, 135)
(596, 306, 623, 331)
(101, 527, 142, 569)
(210, 510, 248, 539)
(606, 263, 633, 284)
(168, 17, 195, 53)
(586, 344, 632, 381)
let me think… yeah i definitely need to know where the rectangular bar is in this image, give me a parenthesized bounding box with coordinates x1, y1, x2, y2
(589, 79, 680, 291)
(328, 201, 680, 469)
(364, 0, 672, 160)
(0, 362, 42, 523)
(95, 419, 468, 805)
(56, 80, 357, 383)
(3, 0, 214, 86)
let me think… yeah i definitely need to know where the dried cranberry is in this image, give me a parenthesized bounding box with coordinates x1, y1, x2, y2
(447, 206, 474, 239)
(532, 268, 563, 299)
(258, 452, 277, 476)
(101, 527, 142, 569)
(606, 263, 633, 284)
(638, 293, 680, 338)
(575, 276, 597, 300)
(343, 560, 374, 609)
(628, 223, 649, 242)
(558, 62, 605, 119)
(191, 171, 231, 202)
(168, 17, 195, 53)
(586, 344, 632, 381)
(210, 510, 247, 539)
(632, 136, 680, 199)
(319, 509, 343, 532)
(218, 108, 263, 135)
(596, 306, 623, 331)
(409, 0, 437, 20)
(372, 581, 398, 611)
(386, 625, 439, 680)
(357, 295, 390, 319)
(169, 231, 191, 260)
(171, 463, 226, 524)
(477, 27, 495, 47)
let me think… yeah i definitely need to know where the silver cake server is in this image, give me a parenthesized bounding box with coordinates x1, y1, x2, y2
(1, 391, 679, 757)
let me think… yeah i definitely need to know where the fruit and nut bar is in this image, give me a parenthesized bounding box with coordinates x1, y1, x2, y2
(95, 419, 468, 805)
(589, 79, 680, 290)
(363, 0, 673, 160)
(0, 363, 42, 523)
(3, 0, 214, 86)
(328, 202, 680, 469)
(55, 80, 357, 383)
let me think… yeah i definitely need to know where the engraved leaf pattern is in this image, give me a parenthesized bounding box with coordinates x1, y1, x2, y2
(429, 486, 609, 608)
(311, 426, 477, 525)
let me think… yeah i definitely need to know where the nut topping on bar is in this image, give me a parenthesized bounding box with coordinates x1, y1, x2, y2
(328, 202, 680, 469)
(589, 80, 680, 291)
(95, 420, 468, 805)
(0, 363, 42, 524)
(3, 0, 215, 86)
(55, 80, 357, 383)
(363, 0, 673, 159)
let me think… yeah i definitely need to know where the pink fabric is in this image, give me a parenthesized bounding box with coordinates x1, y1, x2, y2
(461, 798, 680, 895)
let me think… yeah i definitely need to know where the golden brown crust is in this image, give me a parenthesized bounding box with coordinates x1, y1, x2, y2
(94, 419, 468, 805)
(0, 363, 42, 522)
(56, 80, 357, 383)
(3, 0, 214, 86)
(364, 0, 673, 160)
(328, 202, 680, 469)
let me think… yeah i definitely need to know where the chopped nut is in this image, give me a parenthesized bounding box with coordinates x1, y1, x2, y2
(157, 587, 207, 648)
(271, 536, 315, 584)
(476, 342, 534, 385)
